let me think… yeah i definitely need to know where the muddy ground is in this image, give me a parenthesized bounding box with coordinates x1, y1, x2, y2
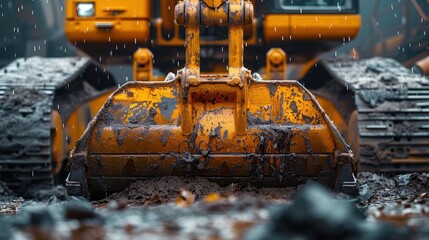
(0, 172, 428, 240)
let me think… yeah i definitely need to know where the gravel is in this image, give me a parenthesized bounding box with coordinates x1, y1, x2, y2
(0, 173, 428, 239)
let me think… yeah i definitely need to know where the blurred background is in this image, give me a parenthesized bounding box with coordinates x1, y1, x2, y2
(1, 0, 427, 70)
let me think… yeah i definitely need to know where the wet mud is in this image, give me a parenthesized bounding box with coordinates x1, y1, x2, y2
(358, 172, 429, 204)
(0, 173, 428, 239)
(95, 176, 296, 206)
(0, 87, 51, 159)
(357, 172, 429, 232)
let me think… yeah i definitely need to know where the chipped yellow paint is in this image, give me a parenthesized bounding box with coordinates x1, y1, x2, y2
(67, 0, 357, 198)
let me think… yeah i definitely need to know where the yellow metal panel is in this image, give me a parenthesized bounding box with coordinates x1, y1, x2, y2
(51, 110, 64, 174)
(65, 0, 151, 44)
(68, 0, 151, 19)
(65, 90, 113, 154)
(264, 14, 361, 42)
(65, 20, 150, 44)
(263, 15, 291, 42)
(290, 15, 361, 40)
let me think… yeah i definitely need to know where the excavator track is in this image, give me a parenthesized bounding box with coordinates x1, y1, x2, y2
(0, 85, 53, 189)
(323, 57, 429, 173)
(0, 57, 115, 192)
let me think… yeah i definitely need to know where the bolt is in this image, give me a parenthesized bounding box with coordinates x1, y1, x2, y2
(270, 51, 283, 65)
(188, 76, 198, 86)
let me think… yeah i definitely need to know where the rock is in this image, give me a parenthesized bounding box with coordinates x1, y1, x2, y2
(13, 205, 56, 228)
(246, 183, 396, 240)
(395, 174, 411, 187)
(359, 184, 373, 202)
(64, 197, 97, 220)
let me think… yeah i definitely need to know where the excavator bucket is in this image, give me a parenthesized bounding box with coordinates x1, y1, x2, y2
(66, 0, 357, 199)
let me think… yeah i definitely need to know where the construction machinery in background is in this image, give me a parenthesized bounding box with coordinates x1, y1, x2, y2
(0, 0, 428, 197)
(301, 0, 429, 172)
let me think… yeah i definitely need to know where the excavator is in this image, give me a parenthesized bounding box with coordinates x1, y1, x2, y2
(1, 0, 428, 198)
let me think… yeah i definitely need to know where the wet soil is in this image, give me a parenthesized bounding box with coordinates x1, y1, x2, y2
(0, 87, 51, 160)
(357, 172, 429, 231)
(95, 176, 295, 207)
(0, 173, 428, 239)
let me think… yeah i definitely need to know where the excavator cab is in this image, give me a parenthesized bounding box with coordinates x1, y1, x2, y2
(64, 0, 360, 70)
(66, 0, 357, 199)
(65, 0, 152, 57)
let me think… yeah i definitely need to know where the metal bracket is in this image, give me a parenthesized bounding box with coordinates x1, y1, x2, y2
(133, 48, 154, 81)
(266, 48, 287, 80)
(174, 0, 254, 135)
(175, 0, 254, 86)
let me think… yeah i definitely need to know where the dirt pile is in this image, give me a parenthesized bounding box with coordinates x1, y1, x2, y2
(97, 176, 296, 206)
(3, 183, 426, 240)
(358, 172, 429, 234)
(1, 175, 429, 239)
(358, 172, 429, 203)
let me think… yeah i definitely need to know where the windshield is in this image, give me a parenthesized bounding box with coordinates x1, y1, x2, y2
(275, 0, 355, 12)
